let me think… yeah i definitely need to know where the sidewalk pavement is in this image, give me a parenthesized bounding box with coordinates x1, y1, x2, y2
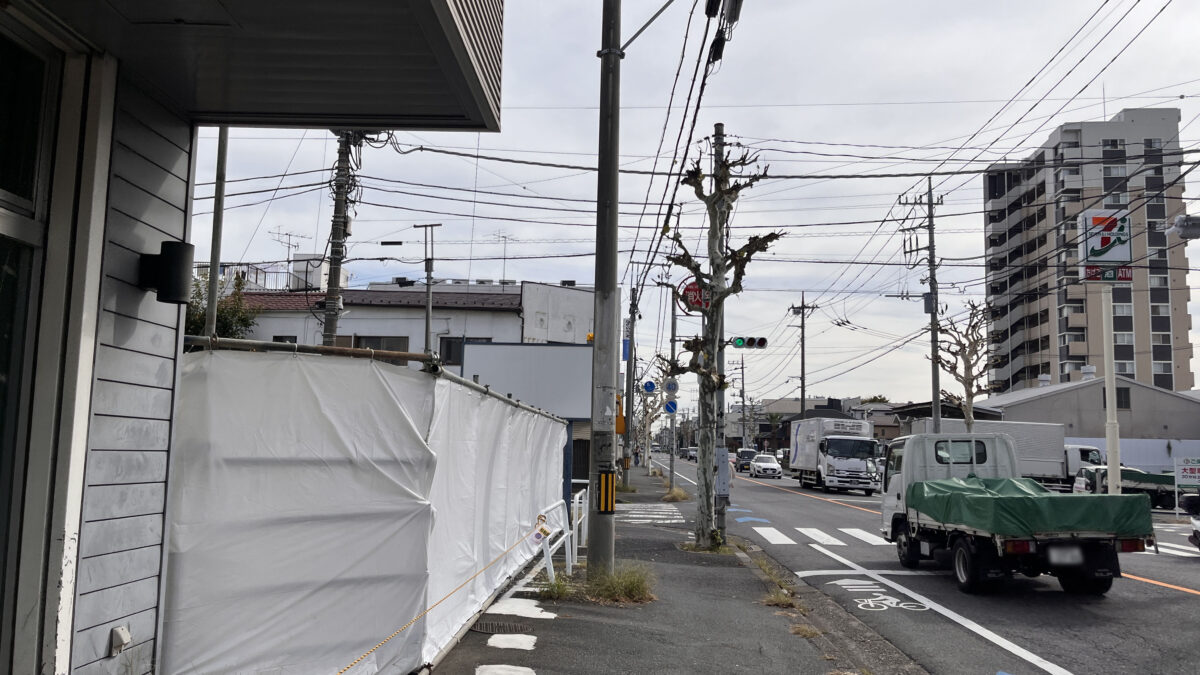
(433, 453, 926, 675)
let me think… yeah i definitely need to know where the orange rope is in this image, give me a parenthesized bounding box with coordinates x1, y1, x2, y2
(336, 514, 548, 674)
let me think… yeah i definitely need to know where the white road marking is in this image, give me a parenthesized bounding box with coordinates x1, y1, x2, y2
(807, 544, 1073, 675)
(831, 498, 882, 503)
(753, 526, 797, 545)
(827, 578, 885, 592)
(650, 458, 697, 485)
(1156, 542, 1200, 556)
(476, 666, 536, 674)
(615, 503, 685, 525)
(796, 528, 846, 546)
(796, 569, 949, 579)
(487, 598, 557, 620)
(487, 634, 537, 650)
(839, 528, 892, 546)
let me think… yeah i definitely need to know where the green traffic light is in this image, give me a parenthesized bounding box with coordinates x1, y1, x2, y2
(733, 337, 746, 347)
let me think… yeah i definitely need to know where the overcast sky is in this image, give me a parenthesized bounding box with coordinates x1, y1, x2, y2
(190, 0, 1200, 411)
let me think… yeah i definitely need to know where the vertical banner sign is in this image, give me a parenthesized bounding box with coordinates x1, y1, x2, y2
(1177, 457, 1200, 489)
(1078, 209, 1132, 281)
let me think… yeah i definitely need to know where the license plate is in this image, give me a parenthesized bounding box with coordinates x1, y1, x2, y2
(1048, 545, 1084, 566)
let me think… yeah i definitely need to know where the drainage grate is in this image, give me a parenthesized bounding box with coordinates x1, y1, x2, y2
(470, 620, 533, 635)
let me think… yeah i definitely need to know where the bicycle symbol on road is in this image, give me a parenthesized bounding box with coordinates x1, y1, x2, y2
(853, 593, 928, 612)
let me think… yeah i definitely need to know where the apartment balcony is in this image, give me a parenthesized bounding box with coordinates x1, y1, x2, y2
(1067, 313, 1088, 329)
(1068, 341, 1089, 357)
(1065, 283, 1085, 300)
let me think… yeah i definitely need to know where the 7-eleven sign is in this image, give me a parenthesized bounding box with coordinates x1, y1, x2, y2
(1078, 209, 1131, 266)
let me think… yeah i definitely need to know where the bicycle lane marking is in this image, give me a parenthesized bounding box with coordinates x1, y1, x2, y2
(806, 544, 1073, 675)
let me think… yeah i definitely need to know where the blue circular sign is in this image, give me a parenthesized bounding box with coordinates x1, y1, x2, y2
(643, 381, 656, 393)
(664, 400, 678, 414)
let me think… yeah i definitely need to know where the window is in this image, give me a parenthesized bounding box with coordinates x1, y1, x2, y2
(934, 440, 987, 465)
(1114, 361, 1134, 375)
(1102, 139, 1124, 150)
(1152, 333, 1171, 345)
(1113, 332, 1133, 345)
(272, 335, 297, 344)
(439, 336, 492, 366)
(1059, 303, 1085, 317)
(1061, 361, 1082, 374)
(1149, 275, 1168, 288)
(354, 335, 410, 365)
(1152, 362, 1172, 374)
(1150, 304, 1170, 317)
(1059, 333, 1085, 346)
(1103, 166, 1127, 178)
(1150, 166, 1164, 176)
(1103, 192, 1127, 208)
(1145, 138, 1163, 149)
(0, 32, 49, 212)
(1112, 303, 1133, 317)
(1147, 194, 1165, 205)
(1103, 386, 1132, 410)
(1148, 219, 1166, 232)
(1062, 167, 1081, 176)
(1152, 247, 1168, 260)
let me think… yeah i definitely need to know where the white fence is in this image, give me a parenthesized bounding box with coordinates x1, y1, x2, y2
(163, 351, 566, 674)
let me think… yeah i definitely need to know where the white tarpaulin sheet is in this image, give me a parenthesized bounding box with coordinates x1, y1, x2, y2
(164, 352, 566, 674)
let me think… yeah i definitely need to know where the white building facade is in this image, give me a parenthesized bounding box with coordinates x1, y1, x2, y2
(984, 109, 1193, 393)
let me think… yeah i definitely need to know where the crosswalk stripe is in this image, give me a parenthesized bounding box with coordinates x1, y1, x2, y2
(839, 528, 892, 546)
(1156, 542, 1200, 556)
(796, 528, 845, 546)
(753, 526, 797, 545)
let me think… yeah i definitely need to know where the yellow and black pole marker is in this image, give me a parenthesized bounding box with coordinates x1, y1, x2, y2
(597, 469, 617, 515)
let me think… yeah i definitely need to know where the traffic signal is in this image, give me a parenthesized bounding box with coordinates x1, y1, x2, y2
(732, 337, 767, 348)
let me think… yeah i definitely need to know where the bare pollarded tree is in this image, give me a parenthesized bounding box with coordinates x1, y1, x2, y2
(935, 300, 991, 432)
(660, 146, 780, 548)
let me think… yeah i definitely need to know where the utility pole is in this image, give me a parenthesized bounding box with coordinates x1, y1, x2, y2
(322, 131, 360, 346)
(739, 356, 747, 450)
(414, 223, 442, 355)
(901, 177, 943, 431)
(713, 122, 729, 543)
(790, 293, 818, 421)
(204, 125, 229, 336)
(588, 0, 621, 577)
(669, 293, 677, 491)
(622, 287, 638, 487)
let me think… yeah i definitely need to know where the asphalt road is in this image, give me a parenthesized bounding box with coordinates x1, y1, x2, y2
(653, 452, 1199, 675)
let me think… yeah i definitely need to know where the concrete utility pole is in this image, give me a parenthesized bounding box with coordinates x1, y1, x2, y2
(790, 293, 818, 421)
(414, 223, 442, 354)
(669, 294, 677, 491)
(322, 131, 360, 346)
(204, 125, 229, 336)
(588, 0, 622, 576)
(902, 177, 943, 431)
(713, 122, 729, 543)
(623, 288, 638, 486)
(739, 356, 747, 450)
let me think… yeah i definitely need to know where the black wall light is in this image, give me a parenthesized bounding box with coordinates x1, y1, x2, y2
(138, 241, 195, 304)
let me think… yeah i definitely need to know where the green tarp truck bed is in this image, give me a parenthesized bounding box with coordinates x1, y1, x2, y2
(906, 476, 1153, 538)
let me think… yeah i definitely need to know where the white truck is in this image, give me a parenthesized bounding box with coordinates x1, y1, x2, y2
(908, 419, 1078, 491)
(880, 433, 1154, 595)
(786, 418, 880, 496)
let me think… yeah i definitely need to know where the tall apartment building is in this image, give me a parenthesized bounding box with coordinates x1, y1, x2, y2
(984, 109, 1193, 393)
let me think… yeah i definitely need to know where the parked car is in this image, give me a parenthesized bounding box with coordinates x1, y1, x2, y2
(749, 454, 783, 479)
(735, 449, 757, 472)
(685, 447, 698, 461)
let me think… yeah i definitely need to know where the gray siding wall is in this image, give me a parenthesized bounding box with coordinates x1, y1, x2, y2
(71, 78, 192, 675)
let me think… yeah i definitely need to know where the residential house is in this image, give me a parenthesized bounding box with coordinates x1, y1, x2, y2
(1, 2, 503, 673)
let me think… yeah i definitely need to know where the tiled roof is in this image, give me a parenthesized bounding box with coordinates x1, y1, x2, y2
(244, 290, 523, 312)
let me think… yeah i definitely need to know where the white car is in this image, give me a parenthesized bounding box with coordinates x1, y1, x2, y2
(749, 454, 782, 479)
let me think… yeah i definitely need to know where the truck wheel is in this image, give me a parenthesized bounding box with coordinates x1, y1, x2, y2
(896, 529, 921, 569)
(863, 489, 874, 497)
(952, 539, 984, 593)
(1058, 572, 1113, 595)
(818, 474, 833, 494)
